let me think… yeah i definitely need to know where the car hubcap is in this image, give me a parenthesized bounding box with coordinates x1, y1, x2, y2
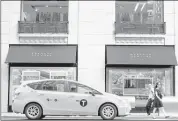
(102, 106, 114, 118)
(27, 105, 39, 118)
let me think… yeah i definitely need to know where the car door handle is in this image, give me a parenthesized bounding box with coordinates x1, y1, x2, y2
(76, 100, 80, 102)
(68, 96, 74, 98)
(46, 98, 52, 101)
(38, 93, 44, 96)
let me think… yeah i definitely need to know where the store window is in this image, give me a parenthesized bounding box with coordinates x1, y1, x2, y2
(106, 67, 174, 97)
(9, 67, 76, 106)
(21, 1, 68, 22)
(115, 1, 164, 34)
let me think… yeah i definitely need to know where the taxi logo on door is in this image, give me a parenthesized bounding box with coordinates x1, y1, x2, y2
(80, 99, 87, 107)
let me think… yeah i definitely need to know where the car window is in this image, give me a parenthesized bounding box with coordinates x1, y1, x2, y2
(42, 80, 65, 92)
(68, 82, 102, 95)
(27, 81, 44, 90)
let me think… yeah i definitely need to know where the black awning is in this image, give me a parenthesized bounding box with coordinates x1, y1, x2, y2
(106, 45, 177, 66)
(6, 45, 77, 64)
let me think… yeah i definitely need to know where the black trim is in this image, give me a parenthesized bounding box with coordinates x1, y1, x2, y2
(76, 45, 78, 81)
(173, 66, 175, 96)
(9, 63, 77, 67)
(9, 44, 78, 47)
(106, 44, 175, 47)
(105, 45, 107, 92)
(7, 66, 11, 112)
(106, 65, 174, 68)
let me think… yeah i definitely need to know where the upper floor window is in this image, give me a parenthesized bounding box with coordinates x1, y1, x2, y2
(115, 1, 165, 34)
(21, 1, 68, 23)
(19, 1, 69, 33)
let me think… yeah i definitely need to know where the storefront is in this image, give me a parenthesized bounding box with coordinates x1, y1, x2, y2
(5, 44, 78, 112)
(105, 45, 177, 107)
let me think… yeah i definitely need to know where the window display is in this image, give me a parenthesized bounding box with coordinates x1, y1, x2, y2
(9, 67, 76, 105)
(106, 67, 173, 107)
(106, 67, 173, 96)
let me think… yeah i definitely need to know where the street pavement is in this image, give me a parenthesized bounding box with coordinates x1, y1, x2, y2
(1, 114, 178, 120)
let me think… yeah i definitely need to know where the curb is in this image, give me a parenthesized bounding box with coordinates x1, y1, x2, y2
(1, 113, 178, 118)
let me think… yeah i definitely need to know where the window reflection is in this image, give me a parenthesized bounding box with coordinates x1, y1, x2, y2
(21, 1, 68, 22)
(116, 1, 163, 24)
(115, 1, 164, 34)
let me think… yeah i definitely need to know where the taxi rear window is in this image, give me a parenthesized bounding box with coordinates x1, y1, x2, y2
(27, 82, 43, 90)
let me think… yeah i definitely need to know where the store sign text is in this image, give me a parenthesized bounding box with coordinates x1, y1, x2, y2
(32, 52, 52, 57)
(130, 53, 152, 58)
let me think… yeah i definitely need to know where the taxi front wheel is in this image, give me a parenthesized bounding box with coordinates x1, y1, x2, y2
(25, 103, 43, 120)
(99, 103, 117, 120)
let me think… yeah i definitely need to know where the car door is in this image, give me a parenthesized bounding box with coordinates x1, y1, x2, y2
(64, 81, 105, 115)
(49, 80, 73, 115)
(34, 80, 69, 115)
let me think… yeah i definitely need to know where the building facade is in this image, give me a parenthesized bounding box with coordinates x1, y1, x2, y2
(1, 1, 178, 112)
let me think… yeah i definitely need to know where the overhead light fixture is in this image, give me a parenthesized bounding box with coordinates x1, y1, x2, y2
(134, 3, 139, 12)
(141, 3, 146, 11)
(46, 5, 48, 7)
(35, 8, 38, 11)
(147, 1, 154, 4)
(59, 6, 62, 8)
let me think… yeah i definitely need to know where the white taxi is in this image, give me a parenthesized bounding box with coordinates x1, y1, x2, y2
(12, 79, 132, 120)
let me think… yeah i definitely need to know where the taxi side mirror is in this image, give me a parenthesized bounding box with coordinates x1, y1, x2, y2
(89, 91, 95, 96)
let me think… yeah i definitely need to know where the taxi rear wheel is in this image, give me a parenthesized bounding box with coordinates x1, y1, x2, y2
(25, 103, 43, 120)
(41, 115, 46, 119)
(99, 103, 117, 120)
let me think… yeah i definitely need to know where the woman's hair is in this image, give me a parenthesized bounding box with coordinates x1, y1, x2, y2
(155, 82, 160, 89)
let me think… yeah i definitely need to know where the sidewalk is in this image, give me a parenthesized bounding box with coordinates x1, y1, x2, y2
(1, 112, 178, 118)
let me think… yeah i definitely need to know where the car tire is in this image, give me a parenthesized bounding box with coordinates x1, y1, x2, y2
(41, 115, 46, 119)
(99, 103, 117, 120)
(25, 103, 43, 120)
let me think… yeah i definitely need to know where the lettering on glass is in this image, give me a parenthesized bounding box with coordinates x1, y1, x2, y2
(32, 52, 52, 57)
(50, 71, 67, 79)
(22, 71, 40, 81)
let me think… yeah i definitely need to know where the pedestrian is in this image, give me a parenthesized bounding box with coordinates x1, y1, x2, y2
(152, 82, 169, 119)
(146, 84, 154, 116)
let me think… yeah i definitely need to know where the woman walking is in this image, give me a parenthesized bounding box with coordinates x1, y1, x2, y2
(152, 82, 169, 119)
(146, 84, 154, 116)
